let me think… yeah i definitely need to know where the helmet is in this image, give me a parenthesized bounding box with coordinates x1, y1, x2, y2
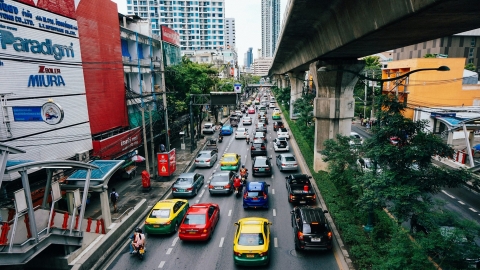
(135, 227, 142, 233)
(242, 164, 245, 168)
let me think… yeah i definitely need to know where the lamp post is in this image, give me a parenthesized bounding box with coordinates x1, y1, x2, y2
(318, 65, 450, 232)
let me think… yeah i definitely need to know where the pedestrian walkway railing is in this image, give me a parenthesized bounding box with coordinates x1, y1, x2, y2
(113, 207, 134, 223)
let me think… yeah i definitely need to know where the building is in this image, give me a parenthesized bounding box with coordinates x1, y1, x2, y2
(393, 29, 480, 73)
(245, 47, 253, 68)
(253, 57, 273, 76)
(126, 0, 226, 54)
(225, 18, 236, 49)
(261, 0, 280, 57)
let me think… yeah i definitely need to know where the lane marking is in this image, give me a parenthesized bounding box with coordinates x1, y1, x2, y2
(219, 237, 225, 247)
(199, 189, 205, 198)
(458, 201, 465, 205)
(195, 199, 199, 203)
(166, 248, 172, 255)
(204, 184, 208, 187)
(469, 208, 478, 213)
(272, 189, 275, 194)
(273, 209, 276, 216)
(228, 209, 232, 216)
(441, 190, 455, 199)
(274, 237, 278, 247)
(158, 261, 166, 268)
(172, 237, 179, 247)
(271, 175, 274, 179)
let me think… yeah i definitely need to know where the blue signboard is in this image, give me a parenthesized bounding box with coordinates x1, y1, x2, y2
(13, 106, 43, 121)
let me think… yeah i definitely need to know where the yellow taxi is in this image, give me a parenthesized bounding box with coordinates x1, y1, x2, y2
(144, 199, 189, 234)
(272, 111, 281, 120)
(220, 153, 241, 171)
(246, 99, 252, 106)
(233, 217, 272, 266)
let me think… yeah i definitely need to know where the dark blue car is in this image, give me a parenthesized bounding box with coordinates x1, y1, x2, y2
(220, 125, 233, 136)
(243, 181, 270, 209)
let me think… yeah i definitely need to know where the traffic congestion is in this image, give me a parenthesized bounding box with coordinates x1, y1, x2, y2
(107, 89, 339, 269)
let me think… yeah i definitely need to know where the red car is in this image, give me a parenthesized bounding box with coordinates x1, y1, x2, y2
(179, 203, 220, 241)
(248, 107, 256, 114)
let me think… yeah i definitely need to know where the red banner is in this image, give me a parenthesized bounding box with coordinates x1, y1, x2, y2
(157, 149, 177, 177)
(92, 127, 142, 160)
(161, 26, 180, 46)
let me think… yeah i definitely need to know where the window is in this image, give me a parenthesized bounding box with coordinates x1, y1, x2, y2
(471, 37, 476, 47)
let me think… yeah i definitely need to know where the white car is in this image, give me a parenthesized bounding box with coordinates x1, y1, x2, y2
(235, 127, 249, 139)
(269, 102, 276, 108)
(202, 122, 215, 134)
(242, 116, 252, 125)
(235, 110, 243, 118)
(277, 128, 290, 139)
(350, 132, 363, 146)
(272, 108, 281, 114)
(273, 138, 289, 152)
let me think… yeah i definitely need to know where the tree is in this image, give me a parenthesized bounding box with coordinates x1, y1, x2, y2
(465, 63, 476, 71)
(363, 55, 381, 70)
(424, 53, 437, 58)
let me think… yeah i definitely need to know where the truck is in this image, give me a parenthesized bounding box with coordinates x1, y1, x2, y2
(205, 138, 218, 152)
(285, 174, 316, 204)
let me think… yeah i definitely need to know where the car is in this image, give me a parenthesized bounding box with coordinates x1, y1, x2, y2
(277, 128, 290, 139)
(178, 203, 220, 241)
(257, 111, 266, 119)
(233, 217, 272, 266)
(220, 125, 234, 136)
(259, 116, 269, 124)
(209, 171, 235, 195)
(202, 123, 215, 134)
(144, 199, 189, 234)
(269, 102, 276, 108)
(220, 153, 241, 171)
(270, 97, 276, 102)
(273, 121, 284, 131)
(291, 206, 333, 251)
(350, 132, 363, 146)
(285, 174, 316, 204)
(252, 156, 273, 176)
(272, 108, 281, 114)
(437, 226, 480, 269)
(246, 100, 252, 106)
(235, 110, 243, 118)
(172, 173, 205, 197)
(253, 131, 267, 142)
(276, 153, 299, 171)
(195, 150, 218, 168)
(235, 127, 249, 139)
(250, 139, 267, 157)
(230, 116, 240, 127)
(242, 116, 252, 125)
(272, 111, 281, 120)
(273, 138, 289, 152)
(242, 181, 270, 209)
(254, 99, 260, 105)
(248, 107, 256, 114)
(255, 122, 267, 133)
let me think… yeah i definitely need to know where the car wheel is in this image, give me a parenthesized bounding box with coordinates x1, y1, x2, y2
(294, 238, 300, 251)
(173, 221, 179, 233)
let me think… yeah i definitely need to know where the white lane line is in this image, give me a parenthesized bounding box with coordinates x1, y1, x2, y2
(458, 201, 465, 205)
(274, 237, 278, 247)
(469, 208, 478, 213)
(271, 175, 274, 179)
(219, 237, 225, 247)
(158, 261, 166, 268)
(204, 184, 208, 187)
(166, 248, 173, 255)
(195, 199, 199, 203)
(273, 209, 276, 216)
(441, 190, 455, 199)
(172, 237, 179, 246)
(199, 189, 205, 198)
(272, 189, 275, 194)
(228, 209, 232, 216)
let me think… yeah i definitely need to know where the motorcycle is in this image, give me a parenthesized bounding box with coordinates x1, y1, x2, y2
(234, 185, 243, 198)
(134, 245, 145, 260)
(246, 137, 250, 144)
(218, 136, 223, 143)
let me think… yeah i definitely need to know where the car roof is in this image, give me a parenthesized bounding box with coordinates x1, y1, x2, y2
(222, 153, 237, 157)
(213, 171, 232, 177)
(247, 181, 266, 190)
(178, 173, 196, 178)
(187, 203, 215, 214)
(289, 173, 308, 179)
(153, 199, 187, 208)
(297, 206, 327, 224)
(252, 139, 264, 144)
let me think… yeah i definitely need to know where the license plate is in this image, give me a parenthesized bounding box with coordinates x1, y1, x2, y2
(259, 168, 265, 172)
(246, 254, 255, 258)
(200, 161, 204, 163)
(215, 187, 223, 189)
(300, 201, 306, 204)
(287, 164, 293, 167)
(189, 231, 196, 234)
(178, 189, 185, 192)
(253, 197, 258, 200)
(153, 225, 160, 228)
(311, 237, 321, 242)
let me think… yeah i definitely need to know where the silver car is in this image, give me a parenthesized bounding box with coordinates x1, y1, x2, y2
(195, 150, 218, 168)
(242, 116, 252, 125)
(276, 153, 299, 172)
(209, 171, 235, 195)
(235, 127, 249, 139)
(172, 173, 205, 198)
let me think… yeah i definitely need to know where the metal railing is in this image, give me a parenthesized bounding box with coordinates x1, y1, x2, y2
(113, 207, 134, 222)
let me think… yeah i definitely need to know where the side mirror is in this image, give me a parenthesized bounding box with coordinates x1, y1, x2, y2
(290, 210, 294, 214)
(268, 222, 272, 225)
(234, 222, 239, 226)
(324, 210, 329, 214)
(285, 177, 288, 180)
(308, 176, 312, 179)
(267, 184, 271, 187)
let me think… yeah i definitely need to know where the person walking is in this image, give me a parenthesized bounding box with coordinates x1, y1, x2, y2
(110, 188, 119, 213)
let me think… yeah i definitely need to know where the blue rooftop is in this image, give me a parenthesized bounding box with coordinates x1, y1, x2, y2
(68, 160, 124, 181)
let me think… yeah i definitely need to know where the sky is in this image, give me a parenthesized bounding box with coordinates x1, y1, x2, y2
(110, 0, 288, 66)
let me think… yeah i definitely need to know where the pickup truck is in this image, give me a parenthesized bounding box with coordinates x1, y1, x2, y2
(205, 138, 219, 152)
(285, 174, 316, 204)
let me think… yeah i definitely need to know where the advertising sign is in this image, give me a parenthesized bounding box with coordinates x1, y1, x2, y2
(234, 83, 242, 93)
(157, 148, 177, 177)
(92, 127, 142, 160)
(161, 25, 180, 46)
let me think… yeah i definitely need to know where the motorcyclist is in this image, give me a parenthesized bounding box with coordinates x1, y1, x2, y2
(233, 174, 242, 192)
(246, 137, 250, 144)
(239, 165, 248, 181)
(132, 227, 146, 254)
(219, 135, 223, 142)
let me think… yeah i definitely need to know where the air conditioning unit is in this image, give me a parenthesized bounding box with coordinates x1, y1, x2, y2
(75, 150, 89, 162)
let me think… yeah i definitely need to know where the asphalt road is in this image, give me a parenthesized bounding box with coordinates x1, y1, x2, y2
(106, 106, 339, 270)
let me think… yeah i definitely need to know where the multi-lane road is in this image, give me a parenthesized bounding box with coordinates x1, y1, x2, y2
(106, 102, 340, 269)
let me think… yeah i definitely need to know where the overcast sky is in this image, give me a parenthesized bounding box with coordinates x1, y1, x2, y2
(110, 0, 287, 66)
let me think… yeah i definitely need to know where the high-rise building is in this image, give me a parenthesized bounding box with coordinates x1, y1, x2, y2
(261, 0, 280, 57)
(253, 57, 273, 76)
(225, 18, 236, 49)
(126, 0, 226, 53)
(245, 47, 253, 68)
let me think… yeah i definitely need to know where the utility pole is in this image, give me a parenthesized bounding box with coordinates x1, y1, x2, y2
(190, 100, 195, 153)
(160, 41, 170, 152)
(149, 107, 156, 178)
(364, 70, 367, 119)
(141, 108, 150, 174)
(371, 70, 375, 119)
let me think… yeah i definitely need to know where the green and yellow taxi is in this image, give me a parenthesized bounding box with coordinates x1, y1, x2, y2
(272, 111, 281, 120)
(220, 153, 241, 171)
(233, 217, 272, 266)
(246, 99, 252, 106)
(144, 199, 189, 234)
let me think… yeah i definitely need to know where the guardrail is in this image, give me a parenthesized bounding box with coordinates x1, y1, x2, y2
(112, 207, 134, 223)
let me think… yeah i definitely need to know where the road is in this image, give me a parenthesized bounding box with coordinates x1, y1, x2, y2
(352, 125, 480, 224)
(106, 102, 339, 269)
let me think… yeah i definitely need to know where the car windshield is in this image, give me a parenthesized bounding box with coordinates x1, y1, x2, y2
(255, 133, 264, 137)
(183, 214, 206, 225)
(237, 128, 246, 132)
(303, 223, 327, 234)
(204, 124, 212, 128)
(223, 156, 236, 162)
(197, 153, 211, 158)
(150, 209, 170, 218)
(279, 128, 287, 132)
(238, 233, 264, 246)
(175, 177, 193, 184)
(254, 159, 268, 166)
(222, 126, 231, 130)
(211, 175, 229, 182)
(285, 156, 296, 161)
(246, 191, 264, 197)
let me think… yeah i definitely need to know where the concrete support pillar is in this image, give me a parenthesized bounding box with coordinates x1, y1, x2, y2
(311, 60, 364, 172)
(100, 190, 112, 229)
(280, 75, 288, 89)
(288, 71, 305, 119)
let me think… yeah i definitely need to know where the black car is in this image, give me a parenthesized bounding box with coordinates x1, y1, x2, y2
(250, 139, 267, 157)
(255, 122, 267, 133)
(291, 206, 332, 251)
(273, 121, 284, 131)
(252, 156, 273, 176)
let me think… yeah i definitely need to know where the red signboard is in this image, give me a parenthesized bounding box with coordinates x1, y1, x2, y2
(157, 149, 177, 177)
(92, 127, 142, 160)
(161, 25, 180, 46)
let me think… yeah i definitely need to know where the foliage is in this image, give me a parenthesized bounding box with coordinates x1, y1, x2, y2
(272, 85, 291, 107)
(293, 93, 314, 127)
(216, 77, 236, 92)
(465, 63, 476, 72)
(363, 56, 382, 69)
(424, 53, 437, 58)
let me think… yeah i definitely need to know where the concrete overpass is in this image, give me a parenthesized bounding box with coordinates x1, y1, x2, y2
(269, 0, 480, 171)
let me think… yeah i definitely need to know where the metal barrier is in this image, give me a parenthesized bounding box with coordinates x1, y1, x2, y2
(112, 207, 134, 223)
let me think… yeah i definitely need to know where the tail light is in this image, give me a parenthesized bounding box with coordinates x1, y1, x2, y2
(265, 167, 270, 171)
(224, 184, 231, 189)
(259, 252, 268, 257)
(172, 188, 178, 191)
(251, 146, 255, 150)
(145, 221, 149, 224)
(195, 159, 199, 162)
(209, 185, 214, 189)
(290, 194, 294, 200)
(282, 163, 286, 166)
(180, 230, 185, 233)
(328, 232, 332, 239)
(186, 187, 193, 191)
(203, 229, 208, 233)
(261, 146, 266, 150)
(313, 194, 316, 200)
(221, 163, 225, 166)
(163, 220, 171, 225)
(243, 192, 248, 199)
(263, 194, 267, 200)
(234, 252, 242, 257)
(297, 231, 304, 240)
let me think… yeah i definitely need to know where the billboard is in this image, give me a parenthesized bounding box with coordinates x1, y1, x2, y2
(161, 25, 180, 46)
(157, 149, 177, 177)
(210, 92, 237, 105)
(92, 127, 142, 160)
